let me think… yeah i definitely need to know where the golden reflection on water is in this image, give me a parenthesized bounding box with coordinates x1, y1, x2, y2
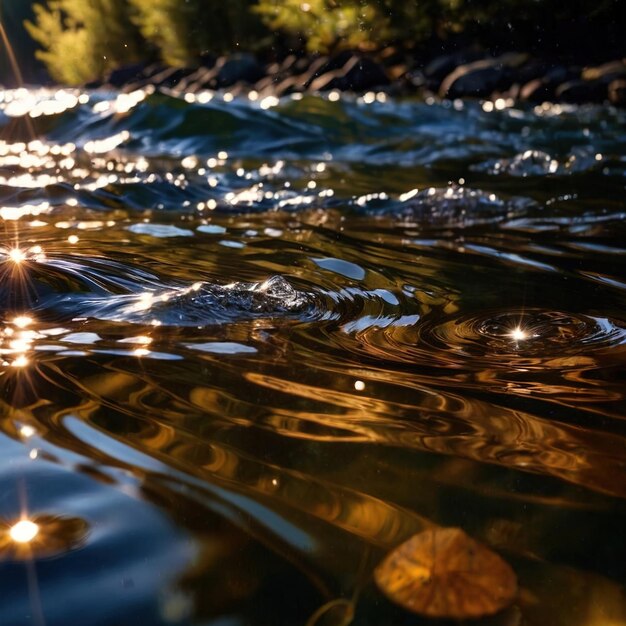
(1, 88, 626, 624)
(0, 307, 625, 625)
(0, 514, 88, 560)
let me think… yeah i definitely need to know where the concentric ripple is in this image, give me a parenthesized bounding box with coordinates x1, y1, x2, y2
(345, 309, 626, 369)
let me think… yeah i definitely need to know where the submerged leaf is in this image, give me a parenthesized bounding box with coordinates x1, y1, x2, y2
(374, 527, 517, 619)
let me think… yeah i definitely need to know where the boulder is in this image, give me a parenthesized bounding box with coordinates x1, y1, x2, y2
(105, 62, 149, 88)
(555, 79, 607, 103)
(295, 56, 327, 89)
(520, 78, 554, 102)
(543, 65, 580, 85)
(609, 79, 626, 106)
(379, 46, 405, 68)
(582, 60, 626, 84)
(302, 52, 352, 89)
(519, 65, 580, 103)
(515, 59, 551, 84)
(306, 55, 389, 92)
(273, 75, 302, 97)
(307, 69, 345, 92)
(423, 48, 485, 88)
(198, 52, 216, 68)
(439, 53, 527, 99)
(337, 56, 390, 91)
(215, 54, 265, 88)
(175, 67, 215, 92)
(254, 74, 279, 93)
(150, 67, 193, 89)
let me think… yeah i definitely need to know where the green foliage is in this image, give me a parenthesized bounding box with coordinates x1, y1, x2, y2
(129, 0, 267, 66)
(25, 0, 140, 84)
(255, 0, 391, 53)
(254, 0, 454, 53)
(25, 0, 268, 80)
(21, 0, 626, 84)
(255, 0, 623, 54)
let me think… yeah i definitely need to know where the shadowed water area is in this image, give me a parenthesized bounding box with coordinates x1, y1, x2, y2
(1, 87, 626, 625)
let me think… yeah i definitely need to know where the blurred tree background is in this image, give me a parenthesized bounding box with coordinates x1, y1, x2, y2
(1, 0, 624, 85)
(0, 0, 43, 84)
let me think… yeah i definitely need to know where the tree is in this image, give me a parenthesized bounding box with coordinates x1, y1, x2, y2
(25, 0, 141, 84)
(255, 0, 391, 54)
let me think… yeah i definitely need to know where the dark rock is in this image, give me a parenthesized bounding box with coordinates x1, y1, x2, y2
(387, 64, 410, 81)
(121, 63, 168, 90)
(439, 53, 527, 99)
(308, 69, 345, 92)
(150, 67, 193, 89)
(515, 59, 551, 84)
(555, 79, 607, 103)
(520, 78, 555, 102)
(266, 54, 300, 78)
(273, 76, 301, 97)
(405, 69, 426, 88)
(519, 65, 580, 103)
(582, 60, 626, 84)
(254, 75, 277, 92)
(84, 78, 104, 89)
(304, 50, 364, 89)
(105, 62, 148, 88)
(279, 54, 300, 73)
(321, 50, 357, 73)
(423, 48, 485, 86)
(379, 46, 405, 67)
(175, 67, 215, 92)
(306, 56, 389, 92)
(337, 56, 390, 91)
(299, 56, 331, 89)
(544, 65, 580, 85)
(198, 52, 216, 68)
(291, 56, 314, 74)
(215, 54, 265, 88)
(608, 79, 626, 106)
(302, 52, 355, 88)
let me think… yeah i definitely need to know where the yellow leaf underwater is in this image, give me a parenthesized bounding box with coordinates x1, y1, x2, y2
(374, 527, 517, 619)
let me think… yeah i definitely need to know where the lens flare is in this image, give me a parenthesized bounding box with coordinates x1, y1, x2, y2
(11, 354, 29, 368)
(509, 327, 527, 341)
(12, 315, 33, 329)
(9, 520, 39, 543)
(8, 248, 27, 264)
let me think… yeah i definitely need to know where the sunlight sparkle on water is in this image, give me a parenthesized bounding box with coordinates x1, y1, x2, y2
(12, 316, 33, 329)
(9, 520, 39, 543)
(509, 327, 528, 341)
(19, 425, 36, 438)
(11, 355, 29, 367)
(8, 248, 26, 264)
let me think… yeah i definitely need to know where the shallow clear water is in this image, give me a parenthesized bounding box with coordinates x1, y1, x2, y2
(1, 87, 626, 626)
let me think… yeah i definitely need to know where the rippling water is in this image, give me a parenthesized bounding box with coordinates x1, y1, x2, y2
(1, 87, 626, 626)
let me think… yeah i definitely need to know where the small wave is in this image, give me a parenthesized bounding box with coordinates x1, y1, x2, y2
(0, 251, 316, 327)
(473, 148, 606, 177)
(47, 275, 316, 327)
(362, 184, 536, 227)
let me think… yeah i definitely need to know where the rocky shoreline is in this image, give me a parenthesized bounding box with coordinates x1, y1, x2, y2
(91, 49, 626, 106)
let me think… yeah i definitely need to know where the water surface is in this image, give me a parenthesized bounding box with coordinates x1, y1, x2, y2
(1, 87, 626, 625)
